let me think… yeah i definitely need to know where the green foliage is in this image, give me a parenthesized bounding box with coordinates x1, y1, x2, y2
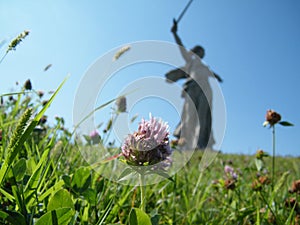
(0, 36, 299, 224)
(0, 210, 26, 225)
(279, 121, 294, 127)
(71, 167, 91, 195)
(1, 81, 300, 224)
(35, 208, 74, 225)
(47, 189, 74, 211)
(130, 208, 152, 225)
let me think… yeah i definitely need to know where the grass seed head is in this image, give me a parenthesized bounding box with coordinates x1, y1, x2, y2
(113, 45, 131, 61)
(116, 96, 127, 113)
(7, 30, 30, 53)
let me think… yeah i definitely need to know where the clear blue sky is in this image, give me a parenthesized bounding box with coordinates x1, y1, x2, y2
(1, 0, 300, 156)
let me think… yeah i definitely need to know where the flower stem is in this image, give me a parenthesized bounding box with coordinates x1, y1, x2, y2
(272, 125, 276, 191)
(139, 173, 146, 211)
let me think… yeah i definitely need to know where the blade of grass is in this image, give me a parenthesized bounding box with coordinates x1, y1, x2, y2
(72, 90, 137, 137)
(256, 204, 260, 225)
(285, 202, 297, 225)
(106, 186, 135, 222)
(0, 75, 68, 185)
(35, 133, 58, 195)
(96, 198, 114, 225)
(0, 91, 27, 98)
(38, 180, 64, 202)
(11, 92, 22, 119)
(24, 149, 49, 197)
(72, 98, 117, 136)
(0, 188, 15, 202)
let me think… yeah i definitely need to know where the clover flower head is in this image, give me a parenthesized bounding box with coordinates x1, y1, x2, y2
(89, 130, 101, 144)
(224, 165, 238, 180)
(224, 179, 236, 190)
(258, 176, 271, 185)
(264, 109, 281, 127)
(289, 180, 300, 194)
(255, 149, 268, 159)
(121, 114, 172, 166)
(224, 165, 234, 174)
(263, 109, 294, 128)
(90, 130, 99, 138)
(284, 197, 298, 209)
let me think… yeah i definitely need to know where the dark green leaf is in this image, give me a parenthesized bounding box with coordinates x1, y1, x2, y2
(24, 149, 49, 197)
(62, 174, 71, 188)
(151, 214, 160, 225)
(0, 211, 26, 225)
(12, 158, 26, 182)
(11, 185, 26, 215)
(71, 167, 91, 194)
(82, 188, 97, 206)
(47, 189, 74, 211)
(129, 208, 152, 225)
(35, 208, 74, 225)
(95, 177, 104, 193)
(0, 188, 14, 202)
(279, 121, 294, 126)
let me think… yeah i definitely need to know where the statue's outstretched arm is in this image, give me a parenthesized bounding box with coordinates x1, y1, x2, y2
(171, 19, 191, 63)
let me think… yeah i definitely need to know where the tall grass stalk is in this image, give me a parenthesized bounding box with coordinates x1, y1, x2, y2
(139, 173, 146, 211)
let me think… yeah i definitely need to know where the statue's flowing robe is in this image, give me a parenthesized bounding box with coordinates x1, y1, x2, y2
(166, 58, 215, 149)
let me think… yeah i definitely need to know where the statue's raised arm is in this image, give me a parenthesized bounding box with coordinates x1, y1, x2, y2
(171, 19, 191, 63)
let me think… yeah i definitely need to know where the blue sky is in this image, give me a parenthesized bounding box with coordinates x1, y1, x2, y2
(1, 0, 300, 156)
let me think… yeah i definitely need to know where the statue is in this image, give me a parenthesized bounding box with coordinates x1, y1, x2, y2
(166, 20, 223, 150)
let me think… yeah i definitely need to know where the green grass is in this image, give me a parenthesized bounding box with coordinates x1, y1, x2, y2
(0, 33, 299, 224)
(0, 87, 299, 224)
(0, 81, 300, 225)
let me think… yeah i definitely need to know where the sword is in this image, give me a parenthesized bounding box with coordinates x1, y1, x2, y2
(176, 0, 194, 23)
